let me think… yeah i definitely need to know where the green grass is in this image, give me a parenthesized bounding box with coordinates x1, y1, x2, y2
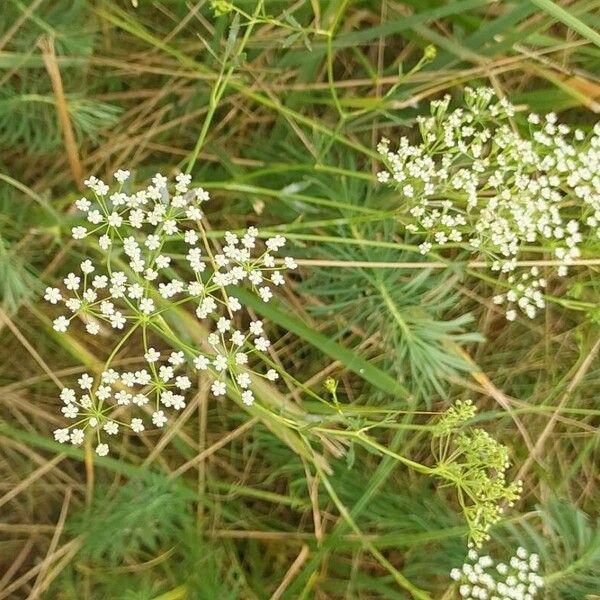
(1, 0, 600, 598)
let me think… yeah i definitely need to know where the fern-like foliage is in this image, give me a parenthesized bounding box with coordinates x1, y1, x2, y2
(0, 188, 54, 312)
(70, 474, 193, 565)
(304, 221, 482, 400)
(1, 0, 95, 56)
(505, 498, 600, 599)
(0, 90, 123, 153)
(0, 0, 122, 153)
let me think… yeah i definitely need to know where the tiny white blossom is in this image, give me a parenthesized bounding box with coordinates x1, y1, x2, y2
(254, 337, 271, 352)
(211, 380, 226, 396)
(152, 410, 168, 427)
(70, 429, 84, 445)
(266, 369, 279, 381)
(71, 226, 88, 240)
(145, 347, 160, 363)
(80, 260, 94, 274)
(64, 273, 80, 291)
(193, 355, 209, 370)
(53, 316, 69, 332)
(114, 169, 130, 183)
(241, 390, 254, 405)
(44, 287, 62, 304)
(75, 197, 91, 212)
(103, 421, 119, 435)
(96, 443, 109, 456)
(169, 351, 185, 366)
(54, 428, 70, 443)
(131, 418, 145, 433)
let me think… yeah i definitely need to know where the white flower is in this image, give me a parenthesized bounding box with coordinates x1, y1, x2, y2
(92, 275, 108, 288)
(266, 235, 286, 252)
(75, 197, 91, 212)
(135, 369, 151, 385)
(258, 287, 273, 302)
(266, 369, 279, 381)
(54, 428, 70, 443)
(114, 169, 130, 183)
(155, 255, 171, 269)
(83, 288, 97, 302)
(85, 320, 100, 335)
(152, 410, 168, 427)
(159, 365, 174, 382)
(115, 390, 132, 405)
(175, 173, 192, 192)
(62, 404, 79, 418)
(213, 354, 228, 372)
(139, 297, 155, 314)
(128, 283, 144, 299)
(241, 390, 254, 405)
(184, 230, 198, 245)
(64, 273, 80, 290)
(169, 351, 185, 366)
(249, 321, 263, 335)
(101, 369, 119, 384)
(53, 316, 69, 332)
(131, 418, 145, 433)
(164, 219, 178, 235)
(103, 421, 119, 435)
(175, 375, 191, 390)
(107, 212, 123, 228)
(133, 393, 148, 407)
(98, 234, 111, 250)
(451, 547, 543, 599)
(65, 298, 81, 312)
(110, 312, 126, 329)
(88, 210, 104, 225)
(44, 287, 62, 304)
(188, 281, 204, 296)
(71, 226, 88, 240)
(211, 380, 226, 396)
(231, 330, 245, 346)
(80, 260, 94, 274)
(145, 347, 160, 363)
(234, 352, 248, 365)
(418, 242, 432, 255)
(70, 429, 84, 445)
(195, 187, 210, 202)
(96, 443, 109, 456)
(120, 372, 135, 386)
(228, 296, 241, 311)
(171, 394, 185, 410)
(254, 337, 271, 352)
(217, 317, 231, 333)
(236, 373, 251, 388)
(60, 388, 76, 403)
(193, 355, 209, 370)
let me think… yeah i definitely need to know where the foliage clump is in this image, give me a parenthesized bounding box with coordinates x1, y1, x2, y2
(432, 400, 522, 547)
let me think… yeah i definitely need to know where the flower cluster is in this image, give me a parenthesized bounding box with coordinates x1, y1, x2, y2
(450, 547, 544, 599)
(46, 171, 297, 455)
(432, 400, 522, 547)
(492, 267, 546, 321)
(377, 87, 600, 320)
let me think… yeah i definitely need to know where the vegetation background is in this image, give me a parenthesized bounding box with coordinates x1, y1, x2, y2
(1, 0, 599, 598)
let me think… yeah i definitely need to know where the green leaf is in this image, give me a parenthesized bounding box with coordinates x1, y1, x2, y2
(528, 0, 600, 47)
(232, 287, 410, 399)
